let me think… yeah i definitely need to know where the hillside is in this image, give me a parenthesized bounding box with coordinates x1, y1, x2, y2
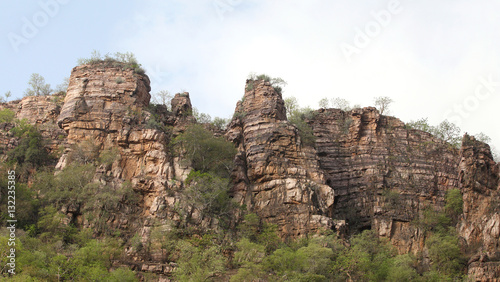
(1, 62, 499, 281)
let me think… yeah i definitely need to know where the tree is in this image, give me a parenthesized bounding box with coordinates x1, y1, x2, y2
(474, 132, 491, 144)
(8, 120, 50, 168)
(151, 90, 172, 109)
(1, 91, 12, 103)
(433, 120, 461, 147)
(173, 124, 237, 178)
(318, 98, 329, 108)
(331, 97, 351, 111)
(55, 77, 69, 93)
(24, 73, 51, 96)
(184, 171, 231, 219)
(284, 97, 299, 118)
(405, 118, 432, 132)
(0, 108, 15, 123)
(247, 73, 287, 94)
(374, 96, 393, 115)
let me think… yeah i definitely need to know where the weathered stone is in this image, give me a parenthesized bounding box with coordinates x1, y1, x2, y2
(227, 79, 334, 238)
(3, 64, 500, 278)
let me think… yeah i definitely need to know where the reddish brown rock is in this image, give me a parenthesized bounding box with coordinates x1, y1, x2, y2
(227, 79, 334, 238)
(458, 135, 500, 281)
(310, 107, 460, 253)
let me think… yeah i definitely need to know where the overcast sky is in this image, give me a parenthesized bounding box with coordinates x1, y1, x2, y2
(1, 0, 499, 153)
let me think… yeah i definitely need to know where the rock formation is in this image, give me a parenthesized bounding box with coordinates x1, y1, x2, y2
(1, 63, 500, 280)
(458, 135, 500, 280)
(226, 79, 334, 238)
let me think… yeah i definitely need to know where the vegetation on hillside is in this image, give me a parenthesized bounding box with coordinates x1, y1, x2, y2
(0, 71, 492, 280)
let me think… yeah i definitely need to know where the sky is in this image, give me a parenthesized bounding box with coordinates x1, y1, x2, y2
(1, 0, 500, 154)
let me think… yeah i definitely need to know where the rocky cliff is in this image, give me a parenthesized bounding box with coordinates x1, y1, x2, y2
(1, 64, 500, 280)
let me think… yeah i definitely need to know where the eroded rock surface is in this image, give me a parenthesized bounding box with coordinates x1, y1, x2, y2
(2, 64, 500, 279)
(227, 80, 334, 238)
(310, 107, 460, 253)
(458, 135, 500, 281)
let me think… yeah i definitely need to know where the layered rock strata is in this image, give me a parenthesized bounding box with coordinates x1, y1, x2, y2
(227, 80, 335, 238)
(458, 135, 500, 281)
(2, 64, 500, 279)
(310, 107, 460, 253)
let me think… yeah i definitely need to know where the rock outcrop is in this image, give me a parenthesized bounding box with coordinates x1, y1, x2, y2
(458, 135, 500, 280)
(227, 79, 335, 238)
(3, 64, 500, 280)
(310, 107, 460, 253)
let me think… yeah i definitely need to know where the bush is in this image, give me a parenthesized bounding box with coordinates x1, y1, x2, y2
(184, 171, 232, 222)
(406, 118, 461, 148)
(287, 105, 316, 146)
(0, 108, 15, 123)
(445, 188, 463, 222)
(98, 147, 120, 167)
(246, 73, 287, 94)
(77, 50, 146, 75)
(174, 240, 227, 281)
(35, 164, 96, 209)
(173, 124, 237, 178)
(233, 238, 266, 266)
(427, 228, 465, 278)
(332, 230, 397, 281)
(8, 120, 50, 168)
(259, 241, 334, 281)
(66, 140, 100, 165)
(0, 171, 38, 229)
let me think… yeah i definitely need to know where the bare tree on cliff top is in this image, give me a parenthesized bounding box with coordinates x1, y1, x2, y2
(25, 73, 51, 96)
(374, 96, 393, 115)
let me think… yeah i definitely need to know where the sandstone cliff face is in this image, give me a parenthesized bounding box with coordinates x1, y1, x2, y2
(458, 135, 500, 280)
(4, 64, 500, 279)
(54, 63, 200, 274)
(0, 93, 66, 157)
(224, 79, 500, 279)
(227, 79, 335, 238)
(310, 107, 460, 253)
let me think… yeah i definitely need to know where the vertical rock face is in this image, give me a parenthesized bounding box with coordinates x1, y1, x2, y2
(0, 94, 67, 156)
(227, 80, 334, 237)
(57, 63, 151, 143)
(55, 63, 198, 218)
(311, 108, 460, 253)
(458, 135, 500, 280)
(4, 65, 500, 278)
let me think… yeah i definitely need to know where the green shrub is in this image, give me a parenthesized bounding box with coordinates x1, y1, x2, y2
(0, 173, 38, 229)
(406, 118, 461, 148)
(445, 188, 463, 221)
(383, 189, 401, 209)
(247, 73, 287, 94)
(8, 120, 50, 168)
(184, 171, 232, 221)
(288, 106, 316, 146)
(426, 228, 465, 278)
(0, 108, 15, 123)
(174, 240, 227, 281)
(234, 238, 266, 266)
(77, 50, 146, 75)
(173, 124, 237, 178)
(332, 230, 397, 281)
(386, 254, 419, 282)
(259, 241, 334, 281)
(237, 213, 281, 255)
(98, 147, 120, 167)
